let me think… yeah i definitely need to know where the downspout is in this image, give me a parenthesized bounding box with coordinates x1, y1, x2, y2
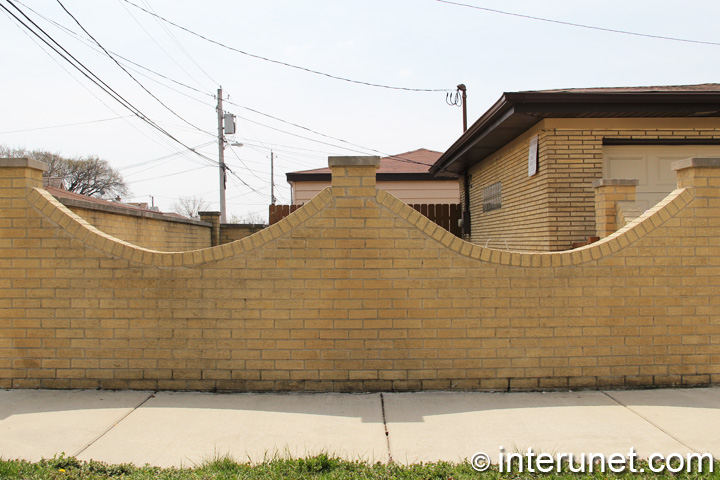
(458, 84, 471, 239)
(463, 169, 471, 239)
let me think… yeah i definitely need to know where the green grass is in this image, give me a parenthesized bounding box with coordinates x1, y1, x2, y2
(0, 453, 717, 479)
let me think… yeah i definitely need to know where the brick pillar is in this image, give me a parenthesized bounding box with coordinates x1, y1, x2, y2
(199, 211, 221, 247)
(592, 179, 639, 238)
(672, 157, 720, 191)
(328, 156, 381, 198)
(0, 157, 47, 190)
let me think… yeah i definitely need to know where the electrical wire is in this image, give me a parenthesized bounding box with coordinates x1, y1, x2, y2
(128, 164, 213, 183)
(2, 10, 192, 161)
(14, 0, 434, 169)
(121, 0, 452, 92)
(120, 141, 215, 170)
(118, 0, 211, 91)
(235, 114, 436, 166)
(226, 146, 263, 181)
(2, 0, 220, 169)
(435, 0, 720, 47)
(15, 0, 216, 109)
(54, 0, 215, 138)
(17, 0, 212, 98)
(0, 115, 132, 134)
(138, 0, 217, 86)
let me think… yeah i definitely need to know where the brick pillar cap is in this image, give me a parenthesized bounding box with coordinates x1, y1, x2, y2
(198, 211, 221, 216)
(671, 157, 720, 171)
(592, 178, 639, 188)
(0, 157, 48, 172)
(328, 156, 381, 168)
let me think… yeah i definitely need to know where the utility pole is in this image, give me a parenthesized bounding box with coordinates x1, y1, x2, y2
(270, 150, 276, 205)
(458, 84, 467, 132)
(216, 86, 227, 223)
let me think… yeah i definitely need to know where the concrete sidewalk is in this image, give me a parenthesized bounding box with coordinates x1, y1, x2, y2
(0, 387, 718, 468)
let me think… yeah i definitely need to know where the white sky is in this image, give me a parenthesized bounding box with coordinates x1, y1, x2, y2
(1, 0, 719, 221)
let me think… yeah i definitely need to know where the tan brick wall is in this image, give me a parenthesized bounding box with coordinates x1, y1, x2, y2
(468, 118, 720, 251)
(1, 156, 720, 392)
(63, 205, 211, 251)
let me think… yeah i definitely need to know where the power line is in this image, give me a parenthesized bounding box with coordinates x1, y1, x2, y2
(222, 100, 435, 166)
(17, 1, 216, 106)
(120, 141, 215, 170)
(128, 164, 212, 183)
(121, 0, 452, 92)
(137, 0, 217, 86)
(2, 0, 219, 169)
(118, 0, 211, 91)
(17, 0, 212, 98)
(226, 146, 263, 181)
(13, 1, 431, 169)
(435, 0, 720, 47)
(54, 0, 214, 137)
(2, 11, 188, 159)
(0, 115, 131, 134)
(225, 99, 392, 158)
(235, 114, 435, 166)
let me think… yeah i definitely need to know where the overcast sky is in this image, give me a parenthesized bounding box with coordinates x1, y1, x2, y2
(1, 0, 719, 221)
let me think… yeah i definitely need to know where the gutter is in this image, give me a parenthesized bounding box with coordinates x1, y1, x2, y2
(430, 93, 512, 176)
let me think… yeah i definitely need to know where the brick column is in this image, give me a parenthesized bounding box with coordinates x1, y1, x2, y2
(0, 157, 47, 189)
(672, 157, 720, 191)
(199, 211, 220, 246)
(328, 156, 381, 198)
(592, 179, 638, 238)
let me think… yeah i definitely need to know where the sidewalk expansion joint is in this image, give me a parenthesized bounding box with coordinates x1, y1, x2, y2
(601, 390, 698, 453)
(73, 391, 157, 457)
(379, 393, 393, 464)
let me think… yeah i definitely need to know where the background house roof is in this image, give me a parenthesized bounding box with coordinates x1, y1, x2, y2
(46, 186, 210, 225)
(46, 186, 155, 212)
(287, 148, 455, 182)
(431, 83, 720, 176)
(525, 83, 720, 94)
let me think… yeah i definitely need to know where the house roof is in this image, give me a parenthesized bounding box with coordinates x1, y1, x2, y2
(431, 83, 720, 176)
(287, 148, 455, 182)
(46, 186, 211, 226)
(46, 186, 156, 213)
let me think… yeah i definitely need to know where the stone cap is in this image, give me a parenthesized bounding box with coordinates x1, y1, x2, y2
(328, 156, 381, 168)
(0, 157, 48, 172)
(671, 157, 720, 171)
(592, 178, 640, 188)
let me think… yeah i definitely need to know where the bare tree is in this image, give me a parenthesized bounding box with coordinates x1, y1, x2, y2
(229, 211, 267, 224)
(172, 196, 211, 219)
(1, 145, 128, 198)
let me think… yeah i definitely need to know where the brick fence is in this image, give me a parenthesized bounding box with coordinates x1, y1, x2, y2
(1, 155, 719, 392)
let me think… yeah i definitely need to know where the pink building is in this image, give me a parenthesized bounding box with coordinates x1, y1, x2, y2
(286, 149, 459, 204)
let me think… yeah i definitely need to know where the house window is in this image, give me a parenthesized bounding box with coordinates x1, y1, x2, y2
(483, 182, 502, 212)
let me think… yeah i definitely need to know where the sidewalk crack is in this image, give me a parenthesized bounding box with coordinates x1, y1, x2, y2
(380, 393, 393, 464)
(73, 391, 156, 457)
(601, 390, 698, 453)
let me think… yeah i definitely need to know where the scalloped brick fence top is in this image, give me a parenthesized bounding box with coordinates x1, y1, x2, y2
(0, 156, 719, 392)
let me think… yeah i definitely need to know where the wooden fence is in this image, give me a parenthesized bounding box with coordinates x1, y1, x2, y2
(268, 204, 301, 225)
(270, 203, 462, 237)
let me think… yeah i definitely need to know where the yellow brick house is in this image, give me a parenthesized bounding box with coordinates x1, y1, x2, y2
(430, 84, 720, 251)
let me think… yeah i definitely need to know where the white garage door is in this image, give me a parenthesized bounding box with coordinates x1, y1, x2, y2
(603, 145, 720, 211)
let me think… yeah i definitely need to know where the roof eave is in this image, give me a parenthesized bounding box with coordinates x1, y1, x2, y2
(431, 90, 720, 177)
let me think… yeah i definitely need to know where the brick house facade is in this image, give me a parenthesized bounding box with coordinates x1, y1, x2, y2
(431, 84, 720, 251)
